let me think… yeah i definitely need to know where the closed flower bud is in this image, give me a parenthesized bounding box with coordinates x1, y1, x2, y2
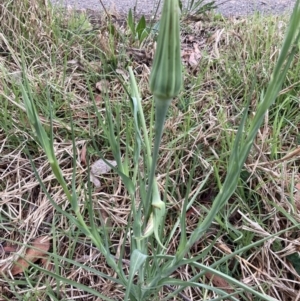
(150, 0, 182, 100)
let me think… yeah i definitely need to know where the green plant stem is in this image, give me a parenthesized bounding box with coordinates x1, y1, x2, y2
(130, 62, 172, 215)
(146, 97, 172, 217)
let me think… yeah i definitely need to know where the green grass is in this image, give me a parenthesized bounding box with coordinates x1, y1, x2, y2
(1, 0, 300, 300)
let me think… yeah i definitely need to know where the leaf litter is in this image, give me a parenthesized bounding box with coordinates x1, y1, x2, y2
(0, 236, 50, 276)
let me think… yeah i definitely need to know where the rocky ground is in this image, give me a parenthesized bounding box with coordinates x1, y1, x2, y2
(50, 0, 296, 17)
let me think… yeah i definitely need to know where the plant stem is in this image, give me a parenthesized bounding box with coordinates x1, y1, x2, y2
(146, 97, 171, 217)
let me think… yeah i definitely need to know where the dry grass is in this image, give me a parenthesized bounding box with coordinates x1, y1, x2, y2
(1, 0, 300, 300)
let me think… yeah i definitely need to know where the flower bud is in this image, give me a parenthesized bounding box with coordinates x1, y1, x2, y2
(150, 0, 182, 100)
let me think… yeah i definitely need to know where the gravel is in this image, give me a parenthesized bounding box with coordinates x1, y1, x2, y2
(50, 0, 296, 17)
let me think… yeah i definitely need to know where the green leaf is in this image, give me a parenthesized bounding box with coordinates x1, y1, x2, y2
(131, 96, 142, 164)
(125, 249, 148, 300)
(127, 9, 135, 36)
(136, 16, 146, 41)
(139, 28, 150, 43)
